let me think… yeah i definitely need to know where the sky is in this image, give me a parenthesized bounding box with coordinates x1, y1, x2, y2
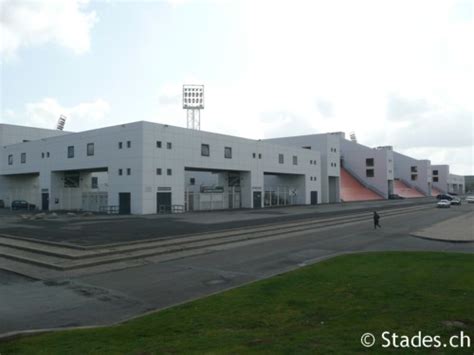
(1, 0, 473, 175)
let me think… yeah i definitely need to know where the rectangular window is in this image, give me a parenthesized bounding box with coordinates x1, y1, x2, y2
(366, 169, 374, 177)
(366, 158, 374, 167)
(156, 168, 162, 175)
(64, 171, 80, 188)
(167, 142, 172, 149)
(21, 153, 26, 164)
(201, 144, 210, 157)
(127, 141, 131, 148)
(167, 168, 172, 176)
(258, 153, 262, 159)
(127, 168, 131, 175)
(224, 146, 232, 159)
(190, 178, 195, 185)
(302, 146, 311, 150)
(42, 152, 45, 159)
(252, 153, 256, 158)
(91, 177, 98, 189)
(8, 154, 13, 165)
(411, 174, 418, 181)
(433, 177, 439, 182)
(293, 155, 298, 165)
(47, 152, 50, 158)
(156, 141, 162, 148)
(118, 142, 123, 149)
(67, 146, 74, 158)
(279, 154, 284, 164)
(87, 143, 94, 156)
(433, 170, 438, 175)
(410, 166, 418, 173)
(118, 169, 123, 176)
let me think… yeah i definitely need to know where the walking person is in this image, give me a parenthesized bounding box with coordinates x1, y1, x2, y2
(373, 211, 381, 229)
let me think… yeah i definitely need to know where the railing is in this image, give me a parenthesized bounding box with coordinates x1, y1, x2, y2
(99, 205, 119, 214)
(342, 164, 386, 198)
(158, 204, 185, 214)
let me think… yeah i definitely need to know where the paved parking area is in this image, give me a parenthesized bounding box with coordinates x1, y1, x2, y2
(0, 198, 434, 246)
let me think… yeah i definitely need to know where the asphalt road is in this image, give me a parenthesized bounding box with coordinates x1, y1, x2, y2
(1, 203, 473, 336)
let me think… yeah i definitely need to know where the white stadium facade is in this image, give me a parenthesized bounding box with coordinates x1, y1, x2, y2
(0, 121, 465, 214)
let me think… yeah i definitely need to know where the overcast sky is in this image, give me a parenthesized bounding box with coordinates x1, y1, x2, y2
(1, 0, 473, 174)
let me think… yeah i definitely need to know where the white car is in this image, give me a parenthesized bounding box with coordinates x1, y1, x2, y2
(437, 199, 451, 208)
(466, 196, 474, 204)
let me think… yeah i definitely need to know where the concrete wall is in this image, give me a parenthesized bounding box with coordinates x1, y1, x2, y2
(431, 165, 449, 193)
(1, 121, 321, 214)
(393, 152, 431, 196)
(264, 132, 340, 203)
(340, 140, 394, 198)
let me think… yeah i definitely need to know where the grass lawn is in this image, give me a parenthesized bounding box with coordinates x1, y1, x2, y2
(1, 252, 473, 354)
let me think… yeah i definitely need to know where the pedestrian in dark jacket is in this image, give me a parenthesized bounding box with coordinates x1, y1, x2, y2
(373, 211, 381, 229)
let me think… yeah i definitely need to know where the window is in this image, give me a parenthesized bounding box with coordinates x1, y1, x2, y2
(118, 142, 123, 149)
(279, 154, 284, 164)
(310, 160, 313, 164)
(156, 168, 162, 175)
(201, 144, 210, 157)
(127, 168, 131, 175)
(156, 141, 162, 148)
(64, 171, 80, 188)
(258, 153, 262, 159)
(302, 146, 311, 150)
(314, 160, 317, 165)
(366, 169, 374, 177)
(127, 141, 131, 148)
(167, 142, 172, 149)
(87, 143, 94, 156)
(433, 170, 438, 176)
(313, 176, 317, 181)
(118, 169, 123, 176)
(411, 174, 417, 181)
(67, 146, 74, 158)
(46, 152, 50, 158)
(252, 153, 256, 158)
(42, 153, 45, 159)
(21, 153, 26, 164)
(190, 178, 195, 185)
(91, 177, 98, 189)
(410, 166, 418, 173)
(293, 155, 298, 165)
(167, 168, 172, 176)
(224, 146, 232, 159)
(8, 154, 13, 165)
(310, 176, 313, 181)
(366, 158, 374, 167)
(433, 177, 439, 182)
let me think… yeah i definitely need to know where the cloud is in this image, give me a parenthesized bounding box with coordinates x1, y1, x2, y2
(387, 94, 432, 121)
(0, 0, 97, 58)
(2, 97, 110, 131)
(315, 99, 334, 118)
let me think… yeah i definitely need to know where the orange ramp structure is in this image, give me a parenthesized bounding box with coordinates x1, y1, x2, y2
(394, 179, 424, 198)
(431, 186, 443, 197)
(340, 167, 383, 202)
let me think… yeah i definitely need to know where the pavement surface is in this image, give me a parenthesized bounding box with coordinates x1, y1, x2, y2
(411, 210, 474, 242)
(0, 198, 435, 246)
(0, 200, 473, 336)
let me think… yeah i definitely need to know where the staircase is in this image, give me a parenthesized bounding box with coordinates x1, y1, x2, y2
(394, 179, 424, 198)
(340, 167, 384, 202)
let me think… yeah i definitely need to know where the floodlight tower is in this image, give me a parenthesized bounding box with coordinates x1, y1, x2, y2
(56, 114, 67, 131)
(183, 84, 204, 130)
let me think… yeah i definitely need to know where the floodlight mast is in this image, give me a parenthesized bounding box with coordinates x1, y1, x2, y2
(183, 84, 204, 130)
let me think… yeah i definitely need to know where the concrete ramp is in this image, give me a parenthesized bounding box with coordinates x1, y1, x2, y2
(340, 168, 383, 202)
(431, 187, 443, 197)
(394, 179, 424, 198)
